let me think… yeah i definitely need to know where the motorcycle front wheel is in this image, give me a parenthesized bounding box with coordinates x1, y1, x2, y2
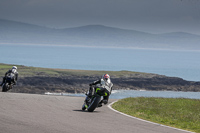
(2, 83, 8, 92)
(82, 103, 86, 111)
(87, 95, 101, 112)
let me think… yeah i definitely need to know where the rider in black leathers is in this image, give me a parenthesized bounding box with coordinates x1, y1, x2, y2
(0, 66, 18, 86)
(88, 74, 113, 107)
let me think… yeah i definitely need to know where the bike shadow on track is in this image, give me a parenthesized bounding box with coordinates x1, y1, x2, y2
(73, 110, 101, 113)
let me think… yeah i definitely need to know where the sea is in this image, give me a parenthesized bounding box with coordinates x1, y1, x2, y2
(1, 44, 200, 99)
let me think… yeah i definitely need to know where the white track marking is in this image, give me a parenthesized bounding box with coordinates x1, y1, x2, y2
(108, 100, 194, 133)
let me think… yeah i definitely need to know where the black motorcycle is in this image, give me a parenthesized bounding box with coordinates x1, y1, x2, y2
(2, 76, 14, 92)
(82, 85, 108, 112)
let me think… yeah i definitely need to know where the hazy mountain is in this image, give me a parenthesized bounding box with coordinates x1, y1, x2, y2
(0, 19, 200, 50)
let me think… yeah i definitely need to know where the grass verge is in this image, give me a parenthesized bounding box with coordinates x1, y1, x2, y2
(0, 63, 147, 77)
(112, 97, 200, 133)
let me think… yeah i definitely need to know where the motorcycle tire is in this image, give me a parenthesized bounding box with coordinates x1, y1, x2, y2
(87, 96, 101, 112)
(2, 83, 8, 92)
(82, 103, 86, 111)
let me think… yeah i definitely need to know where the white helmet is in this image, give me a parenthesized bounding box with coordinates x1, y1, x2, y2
(12, 66, 17, 70)
(102, 74, 110, 81)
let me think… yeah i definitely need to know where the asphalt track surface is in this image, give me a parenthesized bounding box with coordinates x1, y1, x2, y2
(0, 92, 193, 133)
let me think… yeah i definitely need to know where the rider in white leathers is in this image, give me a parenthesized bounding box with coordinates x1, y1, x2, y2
(88, 74, 113, 107)
(0, 66, 18, 86)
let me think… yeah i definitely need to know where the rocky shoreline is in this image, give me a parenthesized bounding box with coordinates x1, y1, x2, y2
(1, 64, 200, 94)
(12, 74, 200, 94)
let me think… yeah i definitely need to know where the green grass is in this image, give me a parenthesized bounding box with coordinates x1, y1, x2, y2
(0, 63, 147, 78)
(112, 97, 200, 133)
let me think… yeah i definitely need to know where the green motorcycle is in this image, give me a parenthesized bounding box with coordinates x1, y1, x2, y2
(82, 85, 108, 112)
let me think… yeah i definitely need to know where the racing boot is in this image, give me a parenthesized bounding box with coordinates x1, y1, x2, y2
(98, 99, 108, 107)
(98, 103, 102, 107)
(13, 81, 17, 85)
(102, 99, 108, 104)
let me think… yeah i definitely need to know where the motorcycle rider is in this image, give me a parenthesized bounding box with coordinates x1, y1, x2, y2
(88, 74, 113, 107)
(0, 66, 18, 86)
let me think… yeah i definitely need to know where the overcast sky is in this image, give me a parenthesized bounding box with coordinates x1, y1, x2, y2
(0, 0, 200, 34)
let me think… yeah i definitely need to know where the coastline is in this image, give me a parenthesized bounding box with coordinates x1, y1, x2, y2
(1, 63, 200, 94)
(1, 42, 200, 52)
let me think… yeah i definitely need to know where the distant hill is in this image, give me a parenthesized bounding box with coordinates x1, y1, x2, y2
(0, 19, 200, 50)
